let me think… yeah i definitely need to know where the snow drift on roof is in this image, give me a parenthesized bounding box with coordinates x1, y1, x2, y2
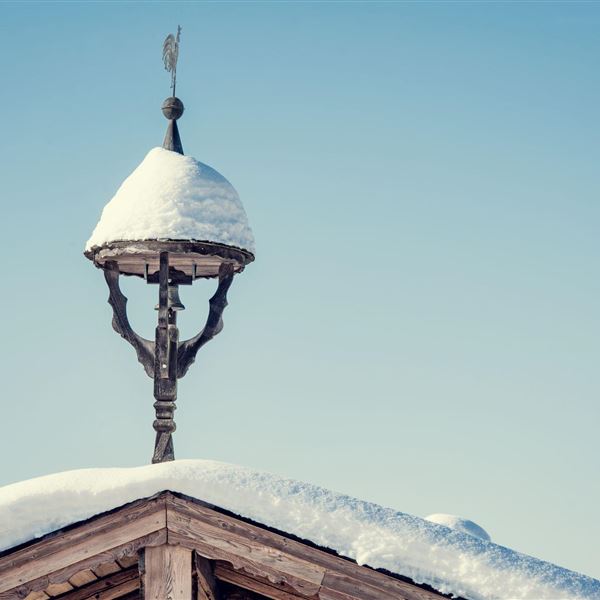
(0, 460, 597, 600)
(425, 513, 491, 542)
(85, 148, 255, 253)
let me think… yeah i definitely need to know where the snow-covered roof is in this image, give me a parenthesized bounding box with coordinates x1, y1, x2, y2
(0, 460, 597, 600)
(85, 148, 255, 254)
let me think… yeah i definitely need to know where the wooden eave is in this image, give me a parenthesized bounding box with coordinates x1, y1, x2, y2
(0, 491, 459, 600)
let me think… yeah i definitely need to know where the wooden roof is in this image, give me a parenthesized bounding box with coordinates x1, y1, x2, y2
(0, 491, 458, 600)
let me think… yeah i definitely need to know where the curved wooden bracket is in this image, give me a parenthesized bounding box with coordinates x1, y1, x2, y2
(177, 262, 235, 378)
(104, 261, 155, 378)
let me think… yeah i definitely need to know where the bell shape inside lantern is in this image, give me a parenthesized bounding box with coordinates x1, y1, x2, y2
(84, 147, 255, 279)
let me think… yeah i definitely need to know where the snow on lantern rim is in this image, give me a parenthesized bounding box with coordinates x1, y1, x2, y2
(84, 148, 255, 255)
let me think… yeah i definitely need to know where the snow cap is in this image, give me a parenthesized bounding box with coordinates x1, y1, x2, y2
(0, 460, 598, 600)
(85, 147, 255, 254)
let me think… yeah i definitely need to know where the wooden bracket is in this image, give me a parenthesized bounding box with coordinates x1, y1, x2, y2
(103, 257, 236, 463)
(177, 261, 235, 378)
(104, 261, 155, 378)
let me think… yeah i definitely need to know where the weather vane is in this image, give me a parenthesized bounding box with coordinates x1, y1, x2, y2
(163, 25, 182, 96)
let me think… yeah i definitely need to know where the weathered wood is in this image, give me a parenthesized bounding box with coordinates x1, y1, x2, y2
(144, 545, 191, 600)
(0, 496, 167, 597)
(116, 555, 138, 569)
(165, 495, 447, 600)
(23, 593, 49, 600)
(167, 519, 323, 598)
(214, 565, 311, 600)
(319, 570, 438, 600)
(152, 251, 178, 464)
(25, 592, 50, 600)
(104, 261, 155, 377)
(219, 585, 260, 600)
(177, 262, 234, 378)
(0, 530, 166, 600)
(47, 567, 138, 600)
(194, 554, 219, 600)
(67, 571, 97, 588)
(92, 562, 121, 578)
(44, 583, 73, 597)
(86, 240, 254, 280)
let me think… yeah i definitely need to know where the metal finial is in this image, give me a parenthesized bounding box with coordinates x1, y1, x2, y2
(162, 25, 181, 97)
(161, 27, 184, 155)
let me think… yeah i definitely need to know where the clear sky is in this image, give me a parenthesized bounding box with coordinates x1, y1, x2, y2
(0, 0, 598, 581)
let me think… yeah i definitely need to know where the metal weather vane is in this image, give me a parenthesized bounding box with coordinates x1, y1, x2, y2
(163, 25, 182, 96)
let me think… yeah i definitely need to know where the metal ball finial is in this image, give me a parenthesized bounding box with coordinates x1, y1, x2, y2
(162, 97, 184, 121)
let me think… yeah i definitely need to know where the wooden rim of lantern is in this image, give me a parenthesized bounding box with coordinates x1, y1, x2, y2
(84, 239, 255, 280)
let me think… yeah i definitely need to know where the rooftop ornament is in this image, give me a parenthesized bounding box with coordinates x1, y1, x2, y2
(84, 27, 255, 464)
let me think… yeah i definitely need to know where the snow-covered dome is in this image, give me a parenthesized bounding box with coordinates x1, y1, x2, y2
(425, 513, 491, 541)
(85, 147, 255, 254)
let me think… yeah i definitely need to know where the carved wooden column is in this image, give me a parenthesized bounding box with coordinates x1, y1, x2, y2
(152, 251, 178, 463)
(144, 545, 192, 600)
(100, 250, 241, 463)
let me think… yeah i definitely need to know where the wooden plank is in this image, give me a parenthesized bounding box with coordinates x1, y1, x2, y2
(319, 570, 437, 600)
(45, 583, 73, 597)
(23, 592, 49, 600)
(167, 499, 324, 598)
(166, 495, 447, 600)
(144, 545, 191, 600)
(45, 568, 138, 600)
(194, 554, 219, 600)
(214, 564, 312, 600)
(93, 562, 121, 578)
(0, 530, 167, 600)
(117, 555, 138, 569)
(67, 571, 97, 587)
(0, 496, 166, 594)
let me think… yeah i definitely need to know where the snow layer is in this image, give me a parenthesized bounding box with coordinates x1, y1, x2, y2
(0, 460, 598, 600)
(85, 148, 255, 253)
(425, 514, 491, 542)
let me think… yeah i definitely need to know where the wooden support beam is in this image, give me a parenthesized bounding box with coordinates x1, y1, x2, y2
(166, 496, 324, 598)
(144, 545, 192, 600)
(214, 565, 310, 600)
(194, 554, 219, 600)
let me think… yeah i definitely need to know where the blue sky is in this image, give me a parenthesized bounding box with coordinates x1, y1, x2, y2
(0, 0, 599, 580)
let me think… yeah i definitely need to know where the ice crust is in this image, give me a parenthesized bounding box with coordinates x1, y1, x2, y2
(85, 148, 255, 253)
(0, 460, 598, 600)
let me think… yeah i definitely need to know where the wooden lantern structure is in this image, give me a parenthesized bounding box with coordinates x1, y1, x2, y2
(84, 95, 254, 463)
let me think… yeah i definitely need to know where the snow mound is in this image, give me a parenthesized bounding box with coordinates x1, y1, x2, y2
(85, 148, 255, 253)
(0, 460, 598, 600)
(425, 514, 491, 542)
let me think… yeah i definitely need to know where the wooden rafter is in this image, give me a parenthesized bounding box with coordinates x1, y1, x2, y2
(49, 567, 139, 600)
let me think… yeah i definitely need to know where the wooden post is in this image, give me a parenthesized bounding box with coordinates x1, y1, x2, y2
(144, 545, 192, 600)
(153, 251, 179, 463)
(194, 553, 219, 600)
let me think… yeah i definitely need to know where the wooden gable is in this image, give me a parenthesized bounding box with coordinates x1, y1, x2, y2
(0, 492, 455, 600)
